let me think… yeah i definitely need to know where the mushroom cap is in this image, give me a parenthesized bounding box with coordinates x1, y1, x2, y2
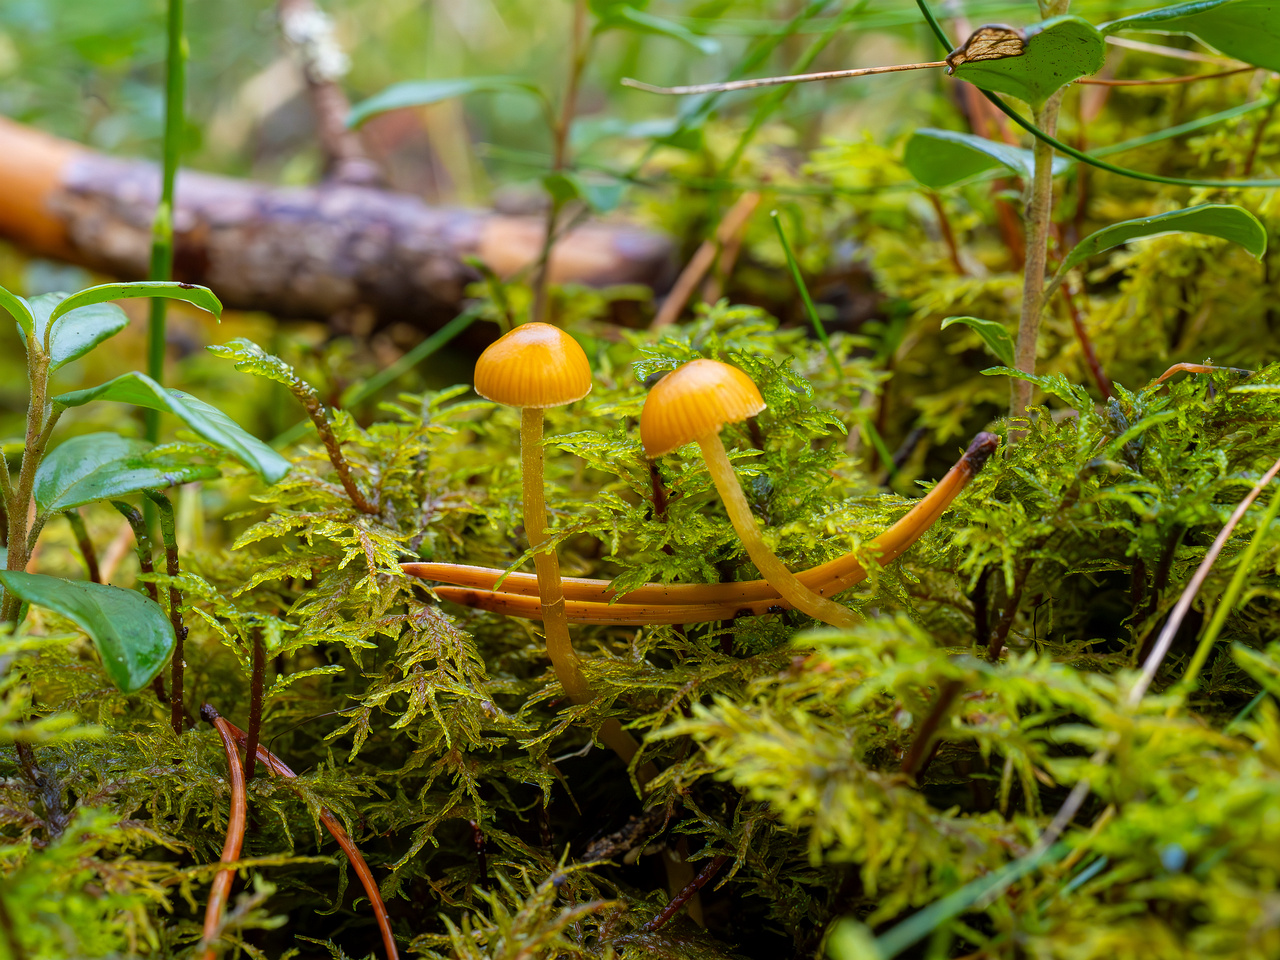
(473, 322, 593, 408)
(640, 358, 766, 457)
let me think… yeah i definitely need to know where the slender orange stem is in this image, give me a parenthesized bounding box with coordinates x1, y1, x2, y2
(200, 706, 247, 960)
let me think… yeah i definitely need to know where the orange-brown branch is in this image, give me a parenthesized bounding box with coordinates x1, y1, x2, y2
(408, 432, 998, 624)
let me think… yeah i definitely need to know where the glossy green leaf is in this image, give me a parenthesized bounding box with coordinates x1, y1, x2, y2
(34, 433, 219, 514)
(941, 316, 1016, 368)
(949, 16, 1106, 105)
(49, 281, 221, 324)
(347, 77, 547, 129)
(206, 338, 299, 387)
(0, 571, 173, 693)
(52, 373, 291, 485)
(1103, 0, 1280, 72)
(0, 286, 36, 338)
(1059, 203, 1267, 273)
(28, 294, 130, 372)
(904, 128, 1071, 187)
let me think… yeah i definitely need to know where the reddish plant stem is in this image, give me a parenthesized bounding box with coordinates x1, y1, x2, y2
(1061, 282, 1112, 399)
(200, 706, 247, 960)
(1243, 94, 1278, 177)
(244, 632, 265, 781)
(900, 678, 965, 780)
(643, 855, 729, 932)
(113, 503, 169, 704)
(64, 510, 101, 584)
(926, 192, 966, 275)
(290, 382, 378, 514)
(218, 717, 399, 960)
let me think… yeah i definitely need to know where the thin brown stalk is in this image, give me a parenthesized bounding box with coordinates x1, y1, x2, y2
(642, 855, 729, 932)
(64, 510, 101, 584)
(901, 678, 965, 780)
(290, 382, 377, 514)
(651, 191, 761, 329)
(1243, 94, 1278, 177)
(926, 192, 966, 275)
(1060, 282, 1111, 399)
(146, 492, 187, 734)
(218, 717, 399, 960)
(244, 631, 265, 781)
(1076, 66, 1253, 86)
(199, 706, 247, 960)
(532, 0, 589, 324)
(623, 60, 948, 96)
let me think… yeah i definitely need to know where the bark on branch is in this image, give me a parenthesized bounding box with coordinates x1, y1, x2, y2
(0, 117, 673, 330)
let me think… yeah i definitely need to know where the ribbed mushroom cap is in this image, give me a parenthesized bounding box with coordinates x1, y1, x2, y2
(641, 358, 766, 457)
(473, 322, 593, 408)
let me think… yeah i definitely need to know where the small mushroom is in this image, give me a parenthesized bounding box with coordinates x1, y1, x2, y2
(473, 322, 596, 704)
(474, 322, 650, 772)
(640, 358, 860, 629)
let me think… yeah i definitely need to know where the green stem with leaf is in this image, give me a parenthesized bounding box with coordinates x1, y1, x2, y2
(145, 0, 187, 443)
(2, 341, 52, 622)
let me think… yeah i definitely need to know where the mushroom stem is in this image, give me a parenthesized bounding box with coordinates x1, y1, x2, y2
(521, 407, 595, 704)
(522, 408, 655, 780)
(697, 432, 860, 630)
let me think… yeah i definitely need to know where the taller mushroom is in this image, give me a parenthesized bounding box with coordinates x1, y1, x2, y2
(641, 358, 860, 630)
(473, 322, 596, 705)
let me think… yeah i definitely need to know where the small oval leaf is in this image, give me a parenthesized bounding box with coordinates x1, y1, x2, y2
(0, 286, 36, 338)
(941, 316, 1017, 368)
(0, 571, 174, 693)
(949, 16, 1106, 105)
(48, 281, 222, 325)
(28, 293, 130, 371)
(1059, 203, 1267, 273)
(52, 373, 291, 485)
(35, 433, 219, 514)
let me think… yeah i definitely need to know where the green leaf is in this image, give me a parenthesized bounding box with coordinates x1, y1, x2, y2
(904, 128, 1071, 187)
(599, 5, 720, 54)
(565, 173, 628, 213)
(1103, 0, 1280, 72)
(34, 433, 219, 514)
(1059, 203, 1267, 273)
(0, 286, 36, 338)
(0, 571, 173, 693)
(28, 294, 130, 372)
(941, 316, 1016, 368)
(49, 281, 222, 325)
(542, 172, 581, 207)
(949, 16, 1106, 105)
(347, 77, 546, 129)
(52, 373, 291, 485)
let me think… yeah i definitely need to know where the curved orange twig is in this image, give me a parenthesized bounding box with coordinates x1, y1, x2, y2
(201, 706, 247, 960)
(406, 432, 997, 624)
(218, 718, 399, 960)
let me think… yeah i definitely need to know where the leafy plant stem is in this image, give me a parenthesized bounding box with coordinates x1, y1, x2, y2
(3, 346, 50, 622)
(291, 383, 377, 514)
(644, 854, 729, 932)
(244, 630, 265, 781)
(199, 704, 246, 960)
(771, 211, 842, 378)
(1011, 91, 1064, 418)
(65, 511, 101, 584)
(113, 501, 167, 703)
(531, 0, 590, 324)
(146, 492, 186, 734)
(1243, 89, 1279, 176)
(1175, 461, 1280, 700)
(144, 0, 187, 444)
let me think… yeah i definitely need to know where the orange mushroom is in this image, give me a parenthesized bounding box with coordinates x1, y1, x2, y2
(473, 322, 648, 772)
(640, 359, 860, 630)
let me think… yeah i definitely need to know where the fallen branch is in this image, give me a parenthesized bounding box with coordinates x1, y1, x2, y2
(0, 118, 672, 331)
